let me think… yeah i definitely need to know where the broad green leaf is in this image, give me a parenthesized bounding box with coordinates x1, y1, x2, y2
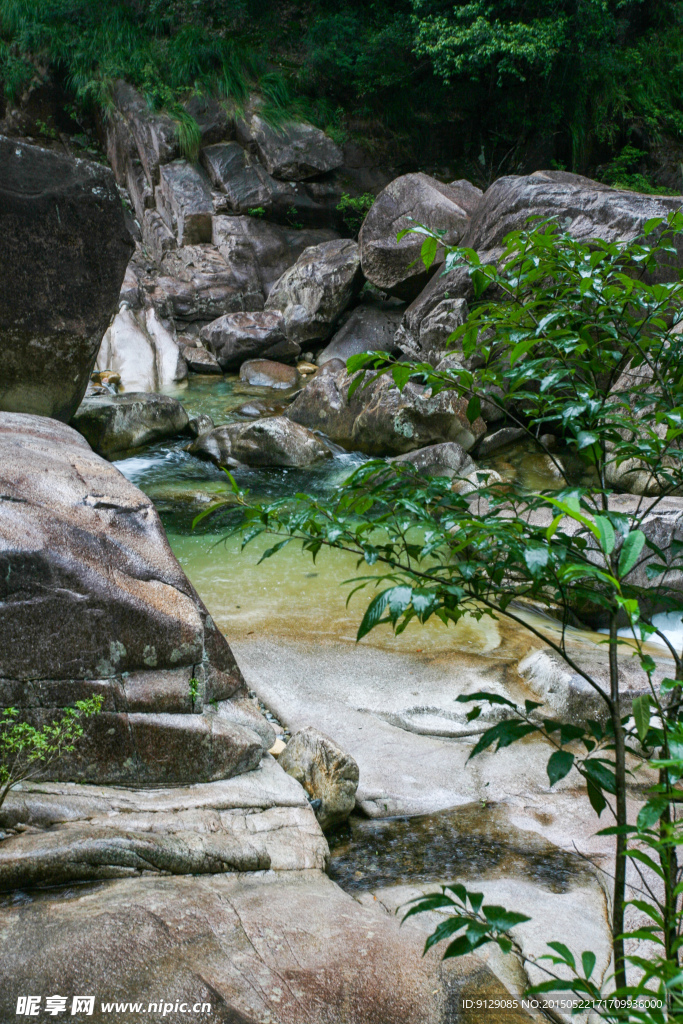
(524, 544, 549, 575)
(455, 692, 518, 708)
(482, 905, 530, 931)
(547, 749, 574, 787)
(420, 235, 438, 270)
(593, 516, 615, 555)
(586, 779, 607, 816)
(581, 950, 596, 979)
(631, 694, 651, 743)
(618, 529, 646, 576)
(466, 395, 481, 424)
(547, 941, 575, 970)
(637, 798, 668, 831)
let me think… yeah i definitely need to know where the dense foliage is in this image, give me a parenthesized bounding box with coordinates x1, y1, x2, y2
(1, 0, 682, 184)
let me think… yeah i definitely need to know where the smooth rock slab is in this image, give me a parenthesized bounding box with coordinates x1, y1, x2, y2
(96, 306, 187, 392)
(0, 758, 327, 888)
(71, 392, 190, 456)
(0, 869, 501, 1024)
(0, 136, 133, 421)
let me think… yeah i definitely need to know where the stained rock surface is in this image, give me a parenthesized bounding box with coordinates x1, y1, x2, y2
(0, 137, 133, 420)
(0, 869, 514, 1024)
(0, 412, 267, 784)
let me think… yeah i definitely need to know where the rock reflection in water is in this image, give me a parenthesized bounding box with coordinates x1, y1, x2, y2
(328, 803, 591, 895)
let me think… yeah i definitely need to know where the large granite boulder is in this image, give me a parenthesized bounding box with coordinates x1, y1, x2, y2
(212, 215, 338, 297)
(359, 173, 481, 300)
(0, 137, 133, 421)
(191, 416, 331, 469)
(0, 869, 495, 1024)
(202, 142, 335, 226)
(461, 171, 683, 269)
(265, 239, 363, 344)
(393, 250, 500, 361)
(71, 393, 190, 457)
(286, 362, 486, 456)
(317, 301, 405, 365)
(95, 306, 187, 392)
(237, 110, 343, 181)
(200, 310, 298, 370)
(0, 413, 267, 785)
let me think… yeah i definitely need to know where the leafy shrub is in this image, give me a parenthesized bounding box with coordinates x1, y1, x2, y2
(1, 696, 103, 811)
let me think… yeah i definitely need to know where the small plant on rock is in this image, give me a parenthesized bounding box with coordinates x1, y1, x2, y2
(336, 192, 375, 235)
(0, 697, 103, 813)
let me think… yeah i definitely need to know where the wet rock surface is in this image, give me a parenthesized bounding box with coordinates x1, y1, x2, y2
(239, 358, 300, 389)
(71, 392, 190, 456)
(0, 136, 133, 421)
(191, 416, 331, 469)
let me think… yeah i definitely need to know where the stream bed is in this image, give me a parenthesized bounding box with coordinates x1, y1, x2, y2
(111, 375, 679, 900)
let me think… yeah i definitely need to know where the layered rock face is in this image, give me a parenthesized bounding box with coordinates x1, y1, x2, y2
(0, 137, 133, 420)
(0, 413, 269, 784)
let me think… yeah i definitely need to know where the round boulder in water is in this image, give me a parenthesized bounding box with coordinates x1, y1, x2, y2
(240, 359, 300, 390)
